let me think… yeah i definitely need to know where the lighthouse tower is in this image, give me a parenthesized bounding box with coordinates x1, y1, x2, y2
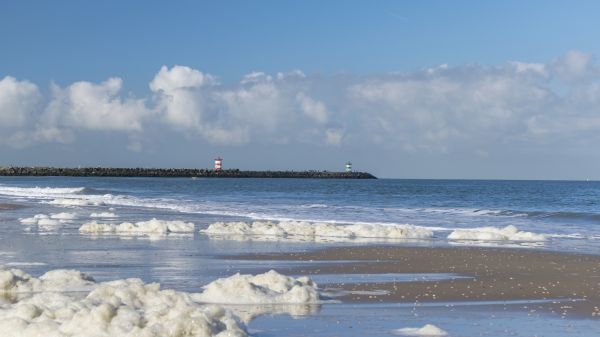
(345, 161, 352, 172)
(214, 157, 223, 171)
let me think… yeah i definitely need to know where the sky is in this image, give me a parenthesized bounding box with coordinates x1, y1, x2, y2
(2, 0, 600, 179)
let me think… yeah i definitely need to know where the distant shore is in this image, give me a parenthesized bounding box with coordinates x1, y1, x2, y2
(0, 167, 376, 179)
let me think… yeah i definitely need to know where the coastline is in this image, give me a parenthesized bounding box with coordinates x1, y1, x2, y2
(0, 167, 376, 179)
(225, 245, 600, 318)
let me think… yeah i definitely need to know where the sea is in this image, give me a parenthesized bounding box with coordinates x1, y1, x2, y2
(0, 177, 598, 336)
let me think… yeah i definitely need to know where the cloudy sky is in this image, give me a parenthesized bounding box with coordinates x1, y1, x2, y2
(2, 1, 600, 179)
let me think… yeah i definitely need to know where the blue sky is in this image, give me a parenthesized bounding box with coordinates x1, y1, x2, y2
(2, 1, 600, 179)
(3, 0, 599, 88)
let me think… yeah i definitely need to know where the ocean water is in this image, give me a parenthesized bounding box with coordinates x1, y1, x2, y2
(1, 177, 599, 250)
(0, 177, 599, 336)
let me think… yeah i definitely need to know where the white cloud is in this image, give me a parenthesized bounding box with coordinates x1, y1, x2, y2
(296, 92, 329, 124)
(150, 65, 219, 139)
(0, 76, 41, 129)
(45, 77, 148, 132)
(217, 75, 287, 132)
(150, 66, 334, 145)
(276, 70, 306, 80)
(3, 50, 600, 159)
(551, 51, 597, 82)
(5, 127, 73, 148)
(508, 61, 548, 77)
(0, 76, 60, 147)
(240, 71, 272, 85)
(347, 63, 557, 151)
(149, 65, 215, 92)
(325, 128, 344, 146)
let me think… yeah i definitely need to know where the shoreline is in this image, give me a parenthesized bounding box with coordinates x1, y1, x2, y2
(0, 167, 376, 179)
(225, 245, 600, 318)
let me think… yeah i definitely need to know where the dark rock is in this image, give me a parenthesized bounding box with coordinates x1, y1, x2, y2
(0, 167, 377, 179)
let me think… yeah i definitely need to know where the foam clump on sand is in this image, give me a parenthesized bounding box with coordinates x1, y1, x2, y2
(393, 324, 448, 336)
(202, 221, 433, 240)
(20, 214, 61, 226)
(20, 212, 77, 226)
(194, 270, 321, 305)
(0, 267, 247, 337)
(90, 212, 118, 218)
(79, 218, 195, 235)
(447, 225, 546, 241)
(0, 266, 95, 293)
(0, 267, 322, 336)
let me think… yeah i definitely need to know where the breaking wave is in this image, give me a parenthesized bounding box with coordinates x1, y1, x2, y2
(447, 225, 547, 242)
(0, 185, 87, 198)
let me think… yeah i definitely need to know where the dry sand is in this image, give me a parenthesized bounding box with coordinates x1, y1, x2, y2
(228, 246, 600, 318)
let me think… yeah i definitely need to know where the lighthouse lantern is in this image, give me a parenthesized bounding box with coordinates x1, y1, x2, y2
(214, 157, 223, 171)
(345, 161, 352, 172)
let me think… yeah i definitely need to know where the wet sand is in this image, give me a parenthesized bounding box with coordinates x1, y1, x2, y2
(228, 246, 600, 318)
(0, 203, 24, 210)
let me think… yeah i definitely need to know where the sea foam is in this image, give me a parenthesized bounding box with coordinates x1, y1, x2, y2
(79, 218, 195, 235)
(90, 212, 118, 218)
(393, 324, 448, 336)
(49, 198, 106, 207)
(19, 213, 77, 226)
(0, 267, 246, 337)
(50, 212, 78, 220)
(19, 214, 62, 226)
(0, 266, 95, 293)
(202, 221, 433, 241)
(193, 270, 321, 305)
(447, 225, 547, 241)
(0, 267, 324, 337)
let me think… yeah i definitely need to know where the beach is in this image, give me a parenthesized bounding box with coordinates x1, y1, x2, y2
(0, 177, 599, 336)
(0, 203, 23, 210)
(235, 246, 600, 317)
(4, 2, 600, 336)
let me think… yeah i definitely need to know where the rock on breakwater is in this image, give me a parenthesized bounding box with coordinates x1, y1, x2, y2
(0, 167, 377, 179)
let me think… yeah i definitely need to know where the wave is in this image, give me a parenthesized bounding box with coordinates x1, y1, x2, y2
(300, 204, 328, 208)
(0, 185, 87, 198)
(411, 207, 600, 223)
(4, 182, 599, 225)
(32, 193, 597, 241)
(2, 183, 598, 243)
(447, 225, 547, 242)
(79, 187, 124, 195)
(519, 210, 600, 222)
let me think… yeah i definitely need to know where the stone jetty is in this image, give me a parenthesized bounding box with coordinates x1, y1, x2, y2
(0, 167, 377, 179)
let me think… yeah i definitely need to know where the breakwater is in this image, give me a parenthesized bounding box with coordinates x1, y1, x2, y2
(0, 167, 377, 179)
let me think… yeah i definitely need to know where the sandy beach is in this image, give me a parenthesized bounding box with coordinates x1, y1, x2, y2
(229, 246, 600, 318)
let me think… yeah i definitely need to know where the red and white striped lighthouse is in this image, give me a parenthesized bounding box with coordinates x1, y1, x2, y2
(214, 157, 223, 171)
